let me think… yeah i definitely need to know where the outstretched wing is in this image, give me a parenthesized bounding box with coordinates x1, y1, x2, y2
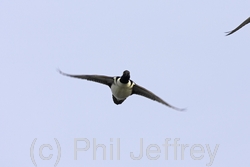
(226, 17, 250, 36)
(132, 84, 185, 111)
(58, 69, 114, 87)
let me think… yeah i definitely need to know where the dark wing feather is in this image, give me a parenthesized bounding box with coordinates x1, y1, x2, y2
(132, 84, 185, 111)
(58, 69, 114, 87)
(226, 17, 250, 36)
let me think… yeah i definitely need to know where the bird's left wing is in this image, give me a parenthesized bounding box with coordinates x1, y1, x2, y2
(58, 69, 114, 87)
(226, 17, 250, 36)
(132, 84, 185, 111)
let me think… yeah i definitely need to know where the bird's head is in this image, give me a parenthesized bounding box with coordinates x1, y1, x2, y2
(120, 70, 130, 83)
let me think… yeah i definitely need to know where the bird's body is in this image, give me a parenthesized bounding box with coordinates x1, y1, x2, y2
(58, 70, 185, 111)
(111, 77, 134, 101)
(226, 17, 250, 36)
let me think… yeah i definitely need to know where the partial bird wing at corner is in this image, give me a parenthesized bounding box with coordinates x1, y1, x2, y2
(57, 69, 114, 87)
(132, 84, 186, 111)
(225, 17, 250, 36)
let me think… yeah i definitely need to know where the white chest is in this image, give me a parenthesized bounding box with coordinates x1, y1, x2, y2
(111, 78, 134, 100)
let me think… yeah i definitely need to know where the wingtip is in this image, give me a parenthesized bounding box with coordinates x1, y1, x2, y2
(169, 105, 186, 112)
(57, 68, 66, 76)
(225, 31, 231, 36)
(57, 68, 61, 73)
(176, 108, 187, 112)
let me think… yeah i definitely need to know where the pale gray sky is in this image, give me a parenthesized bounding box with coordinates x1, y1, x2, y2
(1, 1, 250, 167)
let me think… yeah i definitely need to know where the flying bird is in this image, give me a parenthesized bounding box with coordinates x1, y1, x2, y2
(226, 17, 250, 36)
(58, 70, 185, 111)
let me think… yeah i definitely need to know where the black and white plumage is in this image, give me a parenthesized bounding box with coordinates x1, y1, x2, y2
(58, 70, 185, 111)
(226, 17, 250, 36)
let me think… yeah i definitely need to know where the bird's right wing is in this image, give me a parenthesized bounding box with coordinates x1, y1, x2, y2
(132, 84, 185, 111)
(58, 69, 114, 87)
(226, 17, 250, 36)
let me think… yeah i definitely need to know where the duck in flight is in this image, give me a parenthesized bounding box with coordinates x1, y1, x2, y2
(58, 70, 185, 111)
(226, 17, 250, 36)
